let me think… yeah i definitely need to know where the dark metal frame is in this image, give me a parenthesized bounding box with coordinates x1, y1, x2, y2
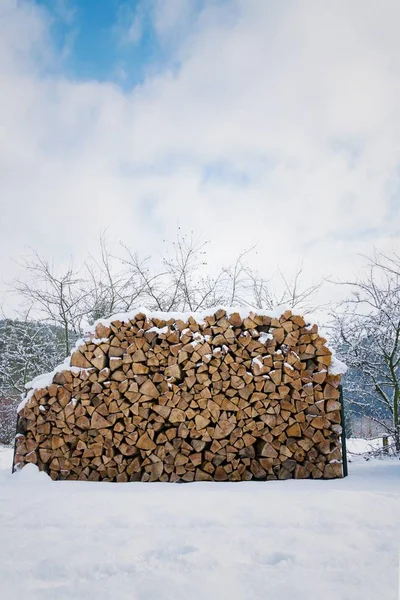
(339, 385, 348, 477)
(11, 414, 20, 474)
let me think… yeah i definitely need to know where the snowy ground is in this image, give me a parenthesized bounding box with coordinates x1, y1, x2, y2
(0, 441, 399, 600)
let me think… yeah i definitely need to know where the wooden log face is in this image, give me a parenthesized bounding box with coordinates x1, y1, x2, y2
(15, 309, 343, 482)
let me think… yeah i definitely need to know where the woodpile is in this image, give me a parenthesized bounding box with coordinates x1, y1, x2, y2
(14, 308, 344, 482)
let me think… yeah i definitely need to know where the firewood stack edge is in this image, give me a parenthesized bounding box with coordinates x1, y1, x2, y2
(14, 308, 344, 482)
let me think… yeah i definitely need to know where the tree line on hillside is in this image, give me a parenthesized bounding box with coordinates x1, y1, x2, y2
(1, 233, 399, 452)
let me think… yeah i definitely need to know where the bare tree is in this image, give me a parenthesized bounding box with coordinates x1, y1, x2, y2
(222, 247, 256, 306)
(12, 252, 90, 354)
(121, 231, 231, 311)
(11, 234, 324, 328)
(332, 250, 400, 452)
(83, 234, 147, 322)
(246, 263, 323, 313)
(122, 232, 323, 313)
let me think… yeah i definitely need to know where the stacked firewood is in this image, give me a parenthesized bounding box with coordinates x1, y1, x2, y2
(14, 309, 343, 482)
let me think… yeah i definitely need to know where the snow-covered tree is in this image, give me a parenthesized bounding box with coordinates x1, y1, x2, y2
(333, 251, 400, 452)
(0, 318, 70, 443)
(0, 318, 68, 397)
(0, 398, 17, 445)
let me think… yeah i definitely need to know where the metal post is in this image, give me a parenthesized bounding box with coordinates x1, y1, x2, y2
(11, 413, 20, 474)
(339, 385, 348, 477)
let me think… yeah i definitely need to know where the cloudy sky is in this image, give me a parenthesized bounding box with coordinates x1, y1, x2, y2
(1, 0, 400, 307)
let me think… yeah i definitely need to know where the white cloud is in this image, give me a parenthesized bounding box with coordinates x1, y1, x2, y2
(53, 0, 75, 25)
(151, 0, 197, 39)
(1, 0, 400, 310)
(126, 14, 142, 45)
(116, 1, 145, 45)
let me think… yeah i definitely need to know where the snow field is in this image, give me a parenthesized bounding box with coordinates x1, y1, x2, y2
(0, 443, 399, 600)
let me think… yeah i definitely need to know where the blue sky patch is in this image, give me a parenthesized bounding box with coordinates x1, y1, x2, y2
(35, 0, 171, 86)
(34, 0, 220, 88)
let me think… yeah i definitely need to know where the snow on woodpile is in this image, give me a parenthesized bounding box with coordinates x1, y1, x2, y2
(14, 307, 345, 482)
